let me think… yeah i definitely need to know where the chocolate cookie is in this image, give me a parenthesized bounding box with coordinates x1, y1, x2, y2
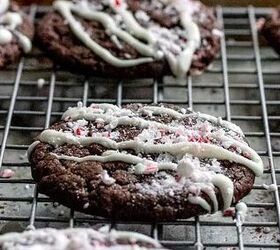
(28, 103, 263, 221)
(0, 0, 34, 69)
(36, 0, 221, 80)
(261, 7, 280, 55)
(0, 228, 167, 249)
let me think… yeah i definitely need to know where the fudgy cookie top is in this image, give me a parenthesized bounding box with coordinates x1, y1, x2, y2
(49, 0, 220, 81)
(0, 228, 167, 250)
(0, 0, 32, 53)
(28, 103, 263, 216)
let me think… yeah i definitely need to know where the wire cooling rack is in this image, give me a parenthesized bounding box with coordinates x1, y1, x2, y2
(0, 5, 279, 250)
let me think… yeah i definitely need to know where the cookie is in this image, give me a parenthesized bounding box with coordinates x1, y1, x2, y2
(0, 228, 167, 249)
(36, 0, 221, 81)
(261, 7, 280, 55)
(0, 0, 34, 69)
(28, 103, 263, 221)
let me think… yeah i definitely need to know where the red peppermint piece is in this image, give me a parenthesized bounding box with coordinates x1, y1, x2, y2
(188, 136, 196, 142)
(175, 174, 182, 182)
(198, 136, 210, 143)
(115, 0, 121, 7)
(75, 127, 81, 136)
(223, 207, 236, 217)
(243, 151, 251, 159)
(0, 169, 15, 178)
(188, 135, 210, 143)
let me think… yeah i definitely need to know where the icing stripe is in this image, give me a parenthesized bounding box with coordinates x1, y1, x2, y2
(0, 2, 32, 52)
(168, 4, 201, 79)
(0, 27, 12, 44)
(211, 174, 234, 210)
(13, 30, 32, 53)
(51, 150, 177, 173)
(0, 0, 9, 14)
(188, 195, 211, 212)
(201, 186, 218, 212)
(110, 1, 156, 44)
(27, 141, 40, 161)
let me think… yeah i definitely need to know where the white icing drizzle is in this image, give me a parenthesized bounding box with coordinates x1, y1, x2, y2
(211, 174, 233, 210)
(0, 27, 12, 44)
(235, 202, 248, 226)
(262, 183, 277, 192)
(188, 194, 211, 212)
(53, 0, 203, 79)
(201, 185, 218, 212)
(13, 30, 32, 53)
(28, 103, 264, 213)
(51, 150, 177, 173)
(109, 0, 156, 44)
(160, 0, 201, 80)
(0, 0, 32, 52)
(0, 0, 9, 14)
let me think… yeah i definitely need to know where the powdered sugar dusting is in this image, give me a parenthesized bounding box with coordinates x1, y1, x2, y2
(136, 154, 220, 203)
(135, 172, 184, 197)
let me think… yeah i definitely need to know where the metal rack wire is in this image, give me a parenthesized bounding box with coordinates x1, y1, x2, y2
(0, 5, 279, 250)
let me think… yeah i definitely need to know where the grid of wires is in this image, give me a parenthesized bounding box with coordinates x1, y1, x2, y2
(0, 5, 279, 250)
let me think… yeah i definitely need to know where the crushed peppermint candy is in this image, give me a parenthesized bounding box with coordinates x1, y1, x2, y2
(0, 169, 15, 178)
(68, 119, 89, 137)
(114, 0, 122, 7)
